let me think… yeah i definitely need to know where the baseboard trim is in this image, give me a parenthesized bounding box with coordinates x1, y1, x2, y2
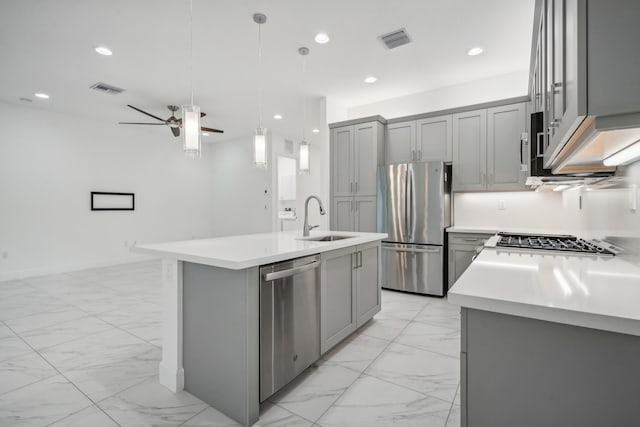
(159, 362, 184, 392)
(0, 254, 154, 282)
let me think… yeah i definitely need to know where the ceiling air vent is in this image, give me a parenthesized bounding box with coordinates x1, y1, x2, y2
(90, 82, 125, 95)
(380, 28, 411, 50)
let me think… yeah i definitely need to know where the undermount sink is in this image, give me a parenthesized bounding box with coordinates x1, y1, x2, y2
(299, 235, 354, 242)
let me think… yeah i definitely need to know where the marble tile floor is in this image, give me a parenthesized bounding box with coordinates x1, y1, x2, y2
(0, 260, 461, 427)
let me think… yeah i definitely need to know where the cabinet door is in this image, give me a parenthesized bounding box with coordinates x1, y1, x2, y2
(449, 246, 476, 289)
(331, 197, 354, 232)
(354, 196, 377, 233)
(487, 103, 528, 191)
(452, 109, 487, 191)
(356, 243, 381, 327)
(416, 115, 453, 162)
(354, 122, 378, 196)
(331, 126, 354, 197)
(386, 121, 416, 163)
(320, 247, 357, 354)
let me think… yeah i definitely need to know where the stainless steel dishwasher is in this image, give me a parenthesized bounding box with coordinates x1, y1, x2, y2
(260, 254, 321, 402)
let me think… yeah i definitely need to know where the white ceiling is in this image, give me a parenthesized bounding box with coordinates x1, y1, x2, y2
(0, 0, 534, 142)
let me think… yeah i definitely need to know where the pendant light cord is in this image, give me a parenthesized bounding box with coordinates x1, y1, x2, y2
(189, 0, 194, 106)
(258, 21, 263, 129)
(301, 55, 306, 140)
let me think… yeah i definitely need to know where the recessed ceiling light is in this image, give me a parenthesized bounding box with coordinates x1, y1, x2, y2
(467, 47, 484, 56)
(273, 114, 283, 120)
(312, 128, 320, 133)
(364, 76, 377, 84)
(314, 33, 330, 44)
(34, 93, 50, 99)
(95, 46, 113, 56)
(202, 132, 210, 136)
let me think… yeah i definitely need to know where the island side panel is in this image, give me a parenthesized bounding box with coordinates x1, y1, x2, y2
(159, 259, 184, 392)
(182, 262, 260, 427)
(464, 308, 640, 427)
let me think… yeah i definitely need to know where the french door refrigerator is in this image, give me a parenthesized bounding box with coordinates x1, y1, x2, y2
(378, 162, 451, 296)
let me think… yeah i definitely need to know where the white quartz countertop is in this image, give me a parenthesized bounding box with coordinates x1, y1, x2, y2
(448, 248, 640, 336)
(446, 226, 580, 235)
(132, 230, 387, 270)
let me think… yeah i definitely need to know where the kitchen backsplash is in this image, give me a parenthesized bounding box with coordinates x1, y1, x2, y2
(454, 160, 640, 261)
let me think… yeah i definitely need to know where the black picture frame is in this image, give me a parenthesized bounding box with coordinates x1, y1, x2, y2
(91, 192, 135, 211)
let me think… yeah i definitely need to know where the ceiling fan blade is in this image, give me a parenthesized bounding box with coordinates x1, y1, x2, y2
(127, 105, 166, 122)
(170, 127, 180, 137)
(201, 126, 224, 133)
(118, 122, 166, 125)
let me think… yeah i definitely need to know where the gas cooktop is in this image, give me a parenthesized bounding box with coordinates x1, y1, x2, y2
(495, 232, 615, 256)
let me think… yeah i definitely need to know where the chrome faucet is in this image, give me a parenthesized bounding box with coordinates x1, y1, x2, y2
(303, 195, 326, 237)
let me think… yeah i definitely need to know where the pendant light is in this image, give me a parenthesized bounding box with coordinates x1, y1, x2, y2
(253, 13, 268, 168)
(298, 47, 310, 175)
(183, 0, 201, 159)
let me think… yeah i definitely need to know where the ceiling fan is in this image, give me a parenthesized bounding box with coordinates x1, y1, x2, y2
(119, 105, 223, 137)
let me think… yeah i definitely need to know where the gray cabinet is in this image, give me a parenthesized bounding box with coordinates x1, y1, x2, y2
(386, 116, 453, 163)
(330, 120, 383, 232)
(487, 103, 528, 190)
(447, 232, 493, 289)
(452, 103, 528, 192)
(452, 110, 487, 191)
(320, 246, 357, 353)
(417, 115, 453, 162)
(320, 242, 381, 354)
(356, 241, 381, 327)
(386, 121, 415, 163)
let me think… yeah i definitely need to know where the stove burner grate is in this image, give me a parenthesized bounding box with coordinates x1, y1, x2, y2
(496, 233, 614, 255)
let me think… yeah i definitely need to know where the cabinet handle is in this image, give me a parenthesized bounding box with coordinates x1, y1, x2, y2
(352, 253, 358, 270)
(520, 136, 524, 164)
(461, 238, 481, 242)
(355, 182, 359, 193)
(355, 200, 358, 212)
(358, 251, 363, 268)
(536, 132, 545, 157)
(350, 200, 354, 211)
(350, 182, 354, 193)
(417, 149, 422, 160)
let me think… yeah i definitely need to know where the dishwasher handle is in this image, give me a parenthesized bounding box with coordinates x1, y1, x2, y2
(263, 260, 320, 281)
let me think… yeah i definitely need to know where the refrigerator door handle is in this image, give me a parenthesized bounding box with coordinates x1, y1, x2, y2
(408, 166, 414, 242)
(404, 168, 410, 239)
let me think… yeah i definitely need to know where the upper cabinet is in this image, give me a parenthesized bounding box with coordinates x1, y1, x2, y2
(330, 119, 384, 232)
(532, 0, 640, 172)
(453, 102, 528, 192)
(386, 115, 453, 163)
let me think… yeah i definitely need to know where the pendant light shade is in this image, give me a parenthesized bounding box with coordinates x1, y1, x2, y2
(183, 104, 201, 159)
(299, 139, 310, 174)
(254, 127, 267, 167)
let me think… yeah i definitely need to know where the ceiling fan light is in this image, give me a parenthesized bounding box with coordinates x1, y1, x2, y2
(299, 140, 310, 174)
(254, 127, 268, 168)
(182, 104, 201, 159)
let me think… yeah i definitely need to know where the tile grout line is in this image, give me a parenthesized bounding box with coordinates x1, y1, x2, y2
(311, 304, 424, 425)
(1, 321, 124, 427)
(443, 383, 460, 427)
(177, 404, 211, 427)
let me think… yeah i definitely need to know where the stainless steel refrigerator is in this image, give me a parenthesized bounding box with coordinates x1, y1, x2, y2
(378, 162, 451, 296)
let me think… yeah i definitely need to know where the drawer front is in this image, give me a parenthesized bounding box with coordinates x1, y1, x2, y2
(449, 233, 494, 246)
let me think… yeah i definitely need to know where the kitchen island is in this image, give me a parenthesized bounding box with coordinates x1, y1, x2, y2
(448, 248, 640, 427)
(133, 230, 386, 427)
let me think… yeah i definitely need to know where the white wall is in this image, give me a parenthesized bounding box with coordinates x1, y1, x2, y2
(453, 191, 583, 234)
(0, 102, 216, 281)
(347, 70, 529, 120)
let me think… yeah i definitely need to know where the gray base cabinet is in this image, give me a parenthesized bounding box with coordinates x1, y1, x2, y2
(447, 232, 493, 290)
(320, 242, 381, 354)
(461, 308, 640, 427)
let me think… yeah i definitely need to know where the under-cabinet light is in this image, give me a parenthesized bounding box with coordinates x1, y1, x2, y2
(603, 140, 640, 166)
